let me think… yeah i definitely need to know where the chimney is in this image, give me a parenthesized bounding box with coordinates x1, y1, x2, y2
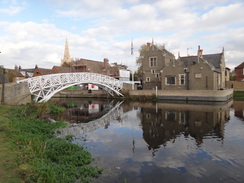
(198, 45, 203, 57)
(103, 58, 109, 68)
(147, 42, 151, 50)
(14, 65, 18, 70)
(35, 65, 38, 69)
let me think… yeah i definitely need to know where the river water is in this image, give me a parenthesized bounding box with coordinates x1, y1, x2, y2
(51, 98, 244, 183)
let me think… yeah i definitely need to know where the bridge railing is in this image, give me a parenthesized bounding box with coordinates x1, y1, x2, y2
(18, 72, 124, 102)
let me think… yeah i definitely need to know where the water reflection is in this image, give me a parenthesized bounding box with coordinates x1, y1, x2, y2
(233, 101, 244, 121)
(52, 98, 244, 183)
(55, 99, 123, 137)
(139, 102, 230, 151)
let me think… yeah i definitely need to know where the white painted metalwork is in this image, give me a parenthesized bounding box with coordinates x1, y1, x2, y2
(18, 72, 124, 102)
(57, 100, 124, 137)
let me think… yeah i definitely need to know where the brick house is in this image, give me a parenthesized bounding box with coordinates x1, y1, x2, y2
(179, 46, 227, 89)
(140, 43, 228, 90)
(140, 43, 175, 89)
(234, 62, 244, 81)
(161, 55, 220, 90)
(33, 65, 54, 77)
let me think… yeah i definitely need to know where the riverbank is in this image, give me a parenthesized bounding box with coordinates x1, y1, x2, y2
(0, 104, 101, 183)
(233, 91, 244, 101)
(54, 89, 234, 102)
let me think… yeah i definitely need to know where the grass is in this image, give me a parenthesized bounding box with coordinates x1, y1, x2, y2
(233, 91, 244, 101)
(0, 103, 101, 183)
(0, 106, 24, 183)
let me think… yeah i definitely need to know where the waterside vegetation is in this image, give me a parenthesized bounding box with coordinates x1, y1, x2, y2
(233, 91, 244, 101)
(0, 103, 101, 183)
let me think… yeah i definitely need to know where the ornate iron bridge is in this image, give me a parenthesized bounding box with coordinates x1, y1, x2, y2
(56, 100, 124, 137)
(17, 72, 124, 103)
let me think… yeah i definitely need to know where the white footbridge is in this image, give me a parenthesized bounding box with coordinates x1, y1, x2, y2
(17, 72, 124, 103)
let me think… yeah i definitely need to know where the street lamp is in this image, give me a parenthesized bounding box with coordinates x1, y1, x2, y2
(1, 67, 5, 104)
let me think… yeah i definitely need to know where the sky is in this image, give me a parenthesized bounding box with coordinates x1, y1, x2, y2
(0, 0, 244, 72)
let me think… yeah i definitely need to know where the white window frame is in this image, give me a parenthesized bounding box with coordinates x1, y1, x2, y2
(155, 73, 160, 78)
(146, 77, 150, 82)
(179, 112, 186, 124)
(179, 74, 186, 85)
(149, 57, 157, 67)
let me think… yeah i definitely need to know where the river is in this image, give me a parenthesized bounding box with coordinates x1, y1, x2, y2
(51, 98, 244, 183)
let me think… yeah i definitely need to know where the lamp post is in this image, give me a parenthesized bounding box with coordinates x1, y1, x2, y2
(1, 67, 5, 105)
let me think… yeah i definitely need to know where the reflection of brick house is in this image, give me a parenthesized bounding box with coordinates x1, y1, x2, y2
(140, 103, 229, 149)
(140, 43, 228, 90)
(234, 62, 244, 81)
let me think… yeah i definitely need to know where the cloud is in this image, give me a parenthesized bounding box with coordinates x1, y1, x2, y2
(0, 0, 27, 15)
(1, 0, 244, 71)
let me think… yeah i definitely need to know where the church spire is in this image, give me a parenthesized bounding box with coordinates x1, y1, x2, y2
(61, 37, 73, 66)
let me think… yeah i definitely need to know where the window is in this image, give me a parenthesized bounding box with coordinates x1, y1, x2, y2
(155, 73, 159, 78)
(165, 112, 176, 121)
(195, 74, 202, 78)
(149, 57, 157, 67)
(151, 69, 155, 74)
(179, 74, 185, 85)
(146, 77, 150, 82)
(179, 113, 186, 124)
(166, 76, 175, 85)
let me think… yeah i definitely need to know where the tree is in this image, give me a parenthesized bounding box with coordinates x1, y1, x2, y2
(136, 44, 147, 66)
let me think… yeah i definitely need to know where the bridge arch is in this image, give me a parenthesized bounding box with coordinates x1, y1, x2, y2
(18, 72, 124, 103)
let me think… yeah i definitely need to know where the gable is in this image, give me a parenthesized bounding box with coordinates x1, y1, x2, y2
(235, 62, 244, 69)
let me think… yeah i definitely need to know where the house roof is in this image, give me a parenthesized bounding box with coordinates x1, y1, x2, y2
(20, 68, 35, 72)
(7, 69, 24, 77)
(179, 53, 223, 68)
(70, 58, 110, 74)
(235, 62, 244, 69)
(52, 66, 74, 73)
(35, 68, 54, 75)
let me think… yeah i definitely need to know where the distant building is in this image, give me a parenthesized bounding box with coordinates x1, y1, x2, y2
(60, 39, 130, 81)
(61, 38, 74, 66)
(234, 62, 244, 81)
(33, 65, 54, 77)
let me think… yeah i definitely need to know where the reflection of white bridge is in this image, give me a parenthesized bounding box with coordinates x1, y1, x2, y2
(18, 72, 124, 102)
(57, 101, 124, 137)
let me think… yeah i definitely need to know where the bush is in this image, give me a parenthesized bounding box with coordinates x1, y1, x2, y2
(4, 105, 101, 183)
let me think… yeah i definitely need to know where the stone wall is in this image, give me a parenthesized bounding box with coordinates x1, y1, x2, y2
(0, 82, 31, 105)
(226, 81, 244, 91)
(129, 89, 233, 102)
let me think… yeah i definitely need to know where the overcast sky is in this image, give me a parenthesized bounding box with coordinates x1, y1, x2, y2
(0, 0, 243, 71)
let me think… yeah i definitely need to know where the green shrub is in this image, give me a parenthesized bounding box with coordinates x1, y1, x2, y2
(3, 104, 101, 183)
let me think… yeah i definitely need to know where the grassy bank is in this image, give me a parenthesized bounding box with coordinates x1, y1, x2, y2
(234, 91, 244, 101)
(0, 103, 101, 183)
